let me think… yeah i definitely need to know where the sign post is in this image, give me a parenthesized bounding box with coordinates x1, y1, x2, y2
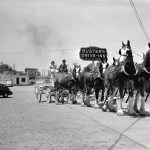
(92, 61, 95, 72)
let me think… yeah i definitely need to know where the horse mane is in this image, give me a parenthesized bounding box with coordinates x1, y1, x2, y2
(143, 49, 150, 69)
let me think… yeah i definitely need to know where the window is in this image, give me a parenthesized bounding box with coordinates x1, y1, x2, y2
(21, 78, 26, 82)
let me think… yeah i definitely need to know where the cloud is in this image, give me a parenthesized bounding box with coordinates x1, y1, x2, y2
(21, 23, 63, 52)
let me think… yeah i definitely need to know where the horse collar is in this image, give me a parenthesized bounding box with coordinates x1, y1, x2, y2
(120, 54, 127, 57)
(143, 67, 150, 74)
(121, 65, 130, 76)
(121, 63, 138, 76)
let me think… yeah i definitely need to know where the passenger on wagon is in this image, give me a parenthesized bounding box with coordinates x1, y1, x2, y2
(50, 61, 57, 72)
(59, 59, 68, 73)
(49, 61, 58, 77)
(49, 61, 58, 86)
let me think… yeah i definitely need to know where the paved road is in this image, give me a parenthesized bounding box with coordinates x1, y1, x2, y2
(0, 86, 150, 150)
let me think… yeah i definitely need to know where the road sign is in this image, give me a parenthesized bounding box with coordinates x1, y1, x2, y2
(79, 46, 107, 61)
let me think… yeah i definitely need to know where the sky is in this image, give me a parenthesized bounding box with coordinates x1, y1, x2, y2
(0, 0, 150, 73)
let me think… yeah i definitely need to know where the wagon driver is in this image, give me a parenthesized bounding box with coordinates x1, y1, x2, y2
(59, 59, 68, 74)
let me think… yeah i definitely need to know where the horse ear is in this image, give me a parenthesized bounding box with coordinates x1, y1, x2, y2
(113, 57, 115, 62)
(127, 40, 130, 47)
(78, 65, 81, 71)
(70, 68, 73, 73)
(122, 41, 125, 47)
(148, 43, 150, 48)
(142, 52, 146, 60)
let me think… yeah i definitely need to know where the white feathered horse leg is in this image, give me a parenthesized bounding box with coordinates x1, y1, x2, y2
(81, 93, 85, 107)
(94, 90, 100, 109)
(139, 95, 146, 116)
(133, 91, 140, 113)
(117, 97, 124, 116)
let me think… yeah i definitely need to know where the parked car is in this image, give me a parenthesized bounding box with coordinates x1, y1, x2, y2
(0, 84, 13, 98)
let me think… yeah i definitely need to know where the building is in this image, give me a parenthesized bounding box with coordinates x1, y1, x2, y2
(25, 68, 40, 80)
(0, 73, 29, 86)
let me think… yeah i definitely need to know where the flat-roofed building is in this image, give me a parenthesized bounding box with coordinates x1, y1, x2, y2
(0, 73, 29, 86)
(25, 68, 39, 80)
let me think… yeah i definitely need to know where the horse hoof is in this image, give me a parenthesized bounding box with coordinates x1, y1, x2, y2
(86, 104, 91, 107)
(117, 109, 124, 116)
(72, 101, 77, 104)
(68, 101, 72, 104)
(102, 105, 107, 112)
(129, 111, 139, 116)
(61, 101, 64, 104)
(134, 110, 140, 113)
(55, 101, 59, 105)
(139, 110, 146, 116)
(133, 106, 139, 113)
(113, 105, 118, 112)
(81, 103, 85, 107)
(94, 104, 99, 109)
(139, 113, 146, 116)
(98, 102, 104, 107)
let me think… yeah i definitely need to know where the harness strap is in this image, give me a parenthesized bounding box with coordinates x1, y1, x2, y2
(120, 54, 127, 57)
(121, 65, 130, 76)
(143, 67, 150, 74)
(121, 63, 138, 76)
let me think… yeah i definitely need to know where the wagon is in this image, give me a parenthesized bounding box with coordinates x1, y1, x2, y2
(34, 73, 69, 103)
(34, 78, 51, 103)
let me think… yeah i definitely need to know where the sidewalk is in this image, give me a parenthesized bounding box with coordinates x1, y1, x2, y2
(69, 97, 150, 149)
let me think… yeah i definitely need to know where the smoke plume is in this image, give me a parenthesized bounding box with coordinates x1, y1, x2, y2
(25, 23, 63, 52)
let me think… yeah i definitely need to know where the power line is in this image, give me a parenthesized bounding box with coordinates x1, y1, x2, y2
(0, 48, 78, 54)
(129, 0, 150, 42)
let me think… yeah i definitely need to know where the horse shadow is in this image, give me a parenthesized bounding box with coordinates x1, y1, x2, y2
(121, 108, 150, 118)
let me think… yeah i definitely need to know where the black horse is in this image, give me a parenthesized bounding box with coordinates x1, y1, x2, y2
(133, 43, 150, 116)
(77, 61, 108, 108)
(54, 65, 81, 104)
(103, 40, 137, 116)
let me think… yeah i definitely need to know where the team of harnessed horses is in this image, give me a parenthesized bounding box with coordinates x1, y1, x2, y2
(52, 40, 150, 116)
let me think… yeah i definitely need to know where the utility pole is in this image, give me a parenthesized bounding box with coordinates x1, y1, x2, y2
(44, 69, 45, 77)
(92, 61, 95, 72)
(42, 69, 43, 77)
(13, 63, 15, 70)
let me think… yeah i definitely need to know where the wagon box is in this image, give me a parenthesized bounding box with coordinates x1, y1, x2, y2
(34, 74, 69, 103)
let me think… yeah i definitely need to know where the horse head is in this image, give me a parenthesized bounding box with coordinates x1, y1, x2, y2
(143, 43, 150, 74)
(120, 40, 137, 76)
(101, 62, 109, 74)
(72, 65, 81, 79)
(119, 40, 132, 62)
(95, 61, 109, 79)
(113, 57, 119, 66)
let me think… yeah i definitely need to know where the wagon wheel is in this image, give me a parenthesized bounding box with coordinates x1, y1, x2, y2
(45, 88, 51, 103)
(36, 93, 42, 102)
(66, 94, 69, 102)
(55, 91, 59, 104)
(3, 92, 8, 98)
(35, 87, 42, 102)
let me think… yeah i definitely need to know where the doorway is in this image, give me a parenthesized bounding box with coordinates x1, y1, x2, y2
(16, 78, 19, 84)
